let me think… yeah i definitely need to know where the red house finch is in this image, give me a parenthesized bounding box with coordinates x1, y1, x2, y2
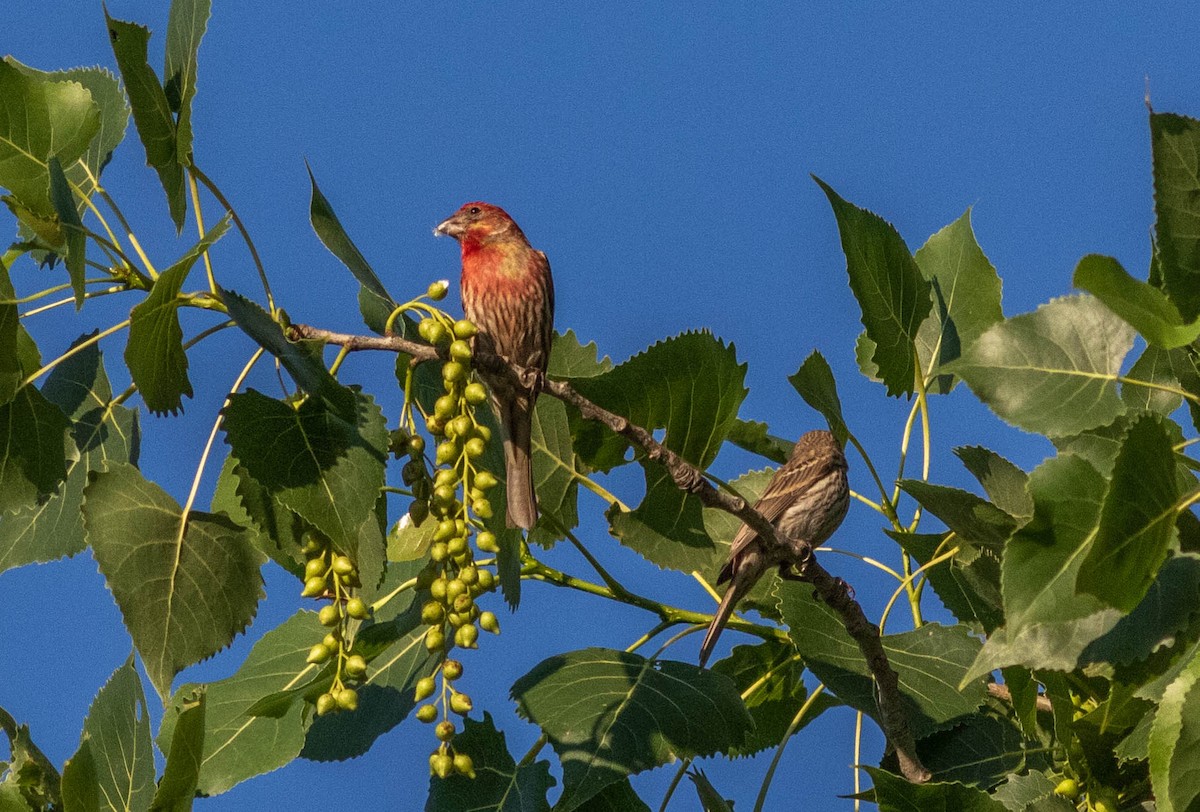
(698, 430, 849, 667)
(435, 202, 554, 530)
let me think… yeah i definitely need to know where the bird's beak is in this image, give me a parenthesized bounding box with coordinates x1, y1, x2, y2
(434, 215, 465, 238)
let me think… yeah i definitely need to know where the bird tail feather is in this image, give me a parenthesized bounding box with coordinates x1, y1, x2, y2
(502, 398, 538, 530)
(698, 551, 765, 668)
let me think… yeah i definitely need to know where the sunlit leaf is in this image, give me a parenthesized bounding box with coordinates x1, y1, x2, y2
(163, 0, 211, 164)
(1151, 112, 1200, 322)
(1074, 253, 1200, 348)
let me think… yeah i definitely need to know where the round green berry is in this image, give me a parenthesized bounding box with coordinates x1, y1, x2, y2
(473, 470, 498, 490)
(476, 531, 499, 553)
(318, 604, 340, 626)
(434, 394, 456, 419)
(475, 569, 495, 592)
(472, 498, 493, 519)
(316, 692, 337, 716)
(449, 339, 473, 362)
(479, 611, 500, 634)
(415, 677, 436, 702)
(415, 703, 437, 723)
(452, 319, 477, 339)
(464, 437, 486, 458)
(464, 382, 488, 405)
(345, 654, 367, 678)
(442, 361, 466, 384)
(454, 624, 479, 649)
(424, 627, 446, 652)
(408, 435, 425, 456)
(436, 720, 456, 742)
(421, 601, 446, 624)
(336, 687, 359, 711)
(346, 597, 369, 619)
(306, 643, 332, 664)
(442, 660, 463, 681)
(449, 691, 473, 715)
(431, 752, 454, 779)
(332, 555, 355, 576)
(453, 753, 476, 778)
(304, 558, 327, 580)
(301, 576, 327, 598)
(427, 281, 449, 301)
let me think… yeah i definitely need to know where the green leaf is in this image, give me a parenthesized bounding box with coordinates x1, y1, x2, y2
(163, 0, 211, 164)
(83, 462, 266, 699)
(991, 770, 1060, 811)
(1077, 414, 1182, 611)
(124, 214, 229, 414)
(1149, 643, 1200, 812)
(1170, 348, 1200, 433)
(220, 287, 357, 417)
(814, 176, 932, 397)
(510, 648, 752, 812)
(572, 332, 746, 571)
(211, 455, 305, 578)
(105, 10, 186, 230)
(0, 258, 19, 405)
(0, 60, 99, 218)
(0, 706, 61, 811)
(0, 336, 137, 574)
(223, 389, 388, 561)
(1151, 112, 1200, 322)
(62, 657, 155, 812)
(1124, 344, 1184, 415)
(953, 446, 1032, 520)
(425, 712, 555, 812)
(46, 157, 85, 308)
(724, 418, 790, 464)
(151, 689, 205, 812)
(964, 456, 1122, 684)
(894, 531, 1003, 633)
(5, 58, 130, 205)
(898, 707, 1047, 788)
(912, 209, 1004, 392)
(787, 350, 849, 445)
(778, 585, 986, 737)
(949, 295, 1135, 437)
(866, 767, 1008, 812)
(527, 331, 615, 548)
(710, 640, 831, 757)
(307, 165, 394, 308)
(158, 610, 317, 796)
(1074, 254, 1200, 348)
(899, 479, 1019, 546)
(573, 780, 651, 812)
(0, 384, 72, 514)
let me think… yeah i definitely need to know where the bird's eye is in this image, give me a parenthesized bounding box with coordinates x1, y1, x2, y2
(468, 206, 481, 215)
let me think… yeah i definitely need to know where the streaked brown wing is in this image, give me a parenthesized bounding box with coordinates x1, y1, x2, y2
(722, 454, 839, 572)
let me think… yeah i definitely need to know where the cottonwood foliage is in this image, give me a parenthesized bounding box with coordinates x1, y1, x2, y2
(2, 3, 1200, 811)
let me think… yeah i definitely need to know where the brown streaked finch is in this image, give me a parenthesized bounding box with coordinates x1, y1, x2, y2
(435, 202, 554, 531)
(698, 430, 850, 667)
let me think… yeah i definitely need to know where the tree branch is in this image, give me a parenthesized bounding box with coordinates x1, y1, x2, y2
(287, 321, 932, 783)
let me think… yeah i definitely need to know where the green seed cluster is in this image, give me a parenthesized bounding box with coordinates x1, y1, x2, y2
(299, 531, 371, 715)
(388, 293, 503, 779)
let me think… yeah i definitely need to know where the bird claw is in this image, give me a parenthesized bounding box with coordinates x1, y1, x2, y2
(518, 366, 546, 391)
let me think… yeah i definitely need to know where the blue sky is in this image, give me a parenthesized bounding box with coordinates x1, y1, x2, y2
(4, 2, 1200, 809)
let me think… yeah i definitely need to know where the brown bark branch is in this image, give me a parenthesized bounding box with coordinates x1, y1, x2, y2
(287, 321, 932, 783)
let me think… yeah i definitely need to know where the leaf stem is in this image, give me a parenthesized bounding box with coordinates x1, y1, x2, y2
(187, 169, 219, 295)
(191, 164, 276, 312)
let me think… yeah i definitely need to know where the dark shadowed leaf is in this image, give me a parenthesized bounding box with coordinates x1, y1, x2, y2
(0, 336, 137, 574)
(1123, 344, 1184, 414)
(1078, 414, 1182, 611)
(778, 584, 986, 737)
(866, 767, 1007, 812)
(899, 480, 1019, 546)
(46, 157, 85, 307)
(814, 177, 932, 397)
(307, 166, 394, 307)
(425, 712, 555, 812)
(0, 258, 18, 406)
(0, 384, 71, 514)
(510, 648, 752, 812)
(1151, 112, 1200, 322)
(211, 455, 306, 579)
(83, 462, 266, 699)
(222, 389, 387, 561)
(949, 295, 1135, 437)
(894, 531, 1003, 633)
(710, 640, 832, 757)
